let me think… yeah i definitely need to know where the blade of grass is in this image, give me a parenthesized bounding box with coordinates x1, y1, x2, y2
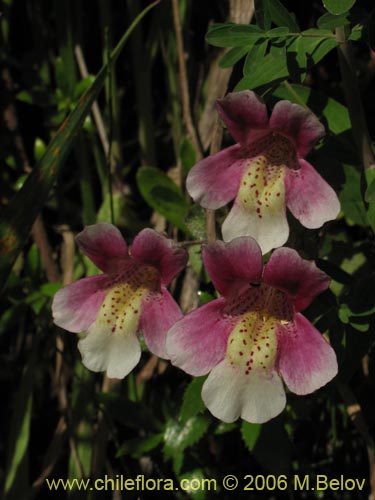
(0, 0, 160, 294)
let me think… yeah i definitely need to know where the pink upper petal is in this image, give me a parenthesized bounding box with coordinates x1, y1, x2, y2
(166, 298, 234, 376)
(263, 247, 330, 312)
(52, 274, 109, 333)
(186, 145, 245, 209)
(75, 223, 128, 273)
(140, 287, 183, 359)
(216, 90, 269, 147)
(269, 101, 325, 157)
(285, 159, 340, 229)
(277, 313, 338, 395)
(202, 238, 263, 298)
(130, 229, 188, 286)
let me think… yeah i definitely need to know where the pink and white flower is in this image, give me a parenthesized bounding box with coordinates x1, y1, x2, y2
(52, 223, 188, 379)
(187, 91, 340, 253)
(167, 237, 338, 423)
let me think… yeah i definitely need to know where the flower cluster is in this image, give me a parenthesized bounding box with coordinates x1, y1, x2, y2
(52, 91, 340, 423)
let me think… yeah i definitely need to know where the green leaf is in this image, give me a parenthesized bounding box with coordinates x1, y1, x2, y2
(272, 83, 351, 135)
(323, 0, 356, 16)
(241, 421, 262, 451)
(179, 470, 208, 500)
(116, 434, 163, 458)
(364, 168, 375, 203)
(180, 138, 197, 175)
(0, 0, 160, 295)
(5, 359, 34, 496)
(97, 191, 141, 231)
(339, 165, 368, 226)
(206, 23, 264, 48)
(254, 0, 272, 30)
(243, 40, 269, 77)
(33, 138, 47, 163)
(236, 46, 288, 90)
(185, 205, 206, 240)
(163, 415, 210, 475)
(180, 377, 206, 422)
(219, 45, 251, 69)
(317, 12, 350, 29)
(268, 0, 299, 32)
(136, 166, 190, 231)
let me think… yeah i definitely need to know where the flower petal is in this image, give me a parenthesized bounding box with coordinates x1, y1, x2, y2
(269, 100, 325, 157)
(167, 298, 233, 376)
(186, 145, 245, 209)
(78, 326, 141, 379)
(52, 275, 109, 333)
(278, 313, 338, 395)
(263, 247, 330, 311)
(222, 157, 289, 254)
(77, 281, 146, 378)
(285, 159, 340, 229)
(75, 223, 128, 273)
(131, 229, 188, 285)
(140, 287, 183, 359)
(202, 238, 262, 298)
(216, 90, 269, 147)
(202, 359, 286, 423)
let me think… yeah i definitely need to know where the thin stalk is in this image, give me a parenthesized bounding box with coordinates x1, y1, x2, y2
(172, 0, 202, 160)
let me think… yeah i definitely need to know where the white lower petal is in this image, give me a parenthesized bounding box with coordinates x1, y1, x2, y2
(78, 325, 141, 379)
(221, 157, 289, 254)
(202, 359, 286, 424)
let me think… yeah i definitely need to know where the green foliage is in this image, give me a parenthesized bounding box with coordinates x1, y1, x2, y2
(136, 166, 190, 231)
(180, 377, 206, 422)
(1, 1, 375, 497)
(323, 0, 356, 16)
(163, 415, 210, 475)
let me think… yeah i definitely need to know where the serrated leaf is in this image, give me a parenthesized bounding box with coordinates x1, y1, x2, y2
(206, 23, 264, 48)
(179, 470, 208, 499)
(136, 166, 189, 231)
(185, 205, 206, 240)
(163, 415, 210, 474)
(323, 0, 356, 16)
(180, 377, 206, 422)
(0, 0, 160, 295)
(268, 0, 299, 32)
(241, 421, 262, 451)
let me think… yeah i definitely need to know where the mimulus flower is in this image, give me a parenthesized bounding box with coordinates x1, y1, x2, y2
(167, 237, 338, 423)
(187, 90, 340, 253)
(52, 223, 188, 379)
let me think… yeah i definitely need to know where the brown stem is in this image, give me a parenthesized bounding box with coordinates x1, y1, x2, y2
(171, 0, 202, 160)
(336, 27, 375, 171)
